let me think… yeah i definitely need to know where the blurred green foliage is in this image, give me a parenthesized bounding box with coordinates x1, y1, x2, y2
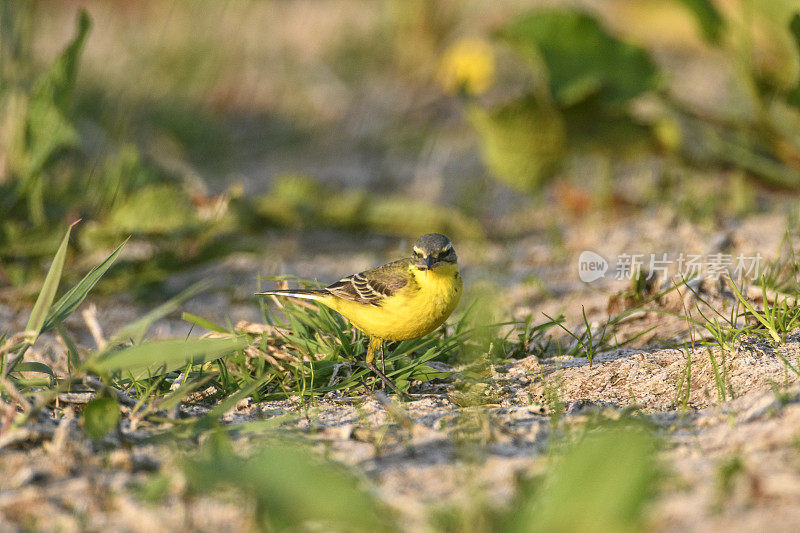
(0, 4, 486, 294)
(0, 8, 226, 291)
(505, 423, 658, 533)
(500, 12, 660, 110)
(82, 394, 120, 441)
(184, 431, 396, 532)
(464, 9, 660, 192)
(1, 8, 89, 226)
(428, 422, 659, 533)
(467, 97, 566, 192)
(255, 174, 485, 240)
(461, 1, 800, 193)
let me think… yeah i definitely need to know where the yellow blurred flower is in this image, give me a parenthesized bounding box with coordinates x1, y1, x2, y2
(653, 117, 682, 153)
(436, 38, 495, 96)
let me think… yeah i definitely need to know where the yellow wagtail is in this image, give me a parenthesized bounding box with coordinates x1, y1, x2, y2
(257, 233, 462, 395)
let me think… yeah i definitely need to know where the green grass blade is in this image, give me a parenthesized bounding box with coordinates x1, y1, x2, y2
(88, 336, 249, 380)
(181, 312, 229, 334)
(42, 238, 128, 333)
(103, 281, 209, 351)
(208, 372, 275, 417)
(705, 347, 727, 402)
(158, 374, 217, 412)
(776, 350, 800, 378)
(57, 324, 81, 374)
(14, 361, 56, 385)
(25, 221, 76, 338)
(729, 277, 781, 342)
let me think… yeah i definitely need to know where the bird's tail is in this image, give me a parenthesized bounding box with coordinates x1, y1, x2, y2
(255, 289, 326, 302)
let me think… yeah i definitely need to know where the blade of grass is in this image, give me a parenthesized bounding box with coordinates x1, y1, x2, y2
(181, 312, 230, 334)
(13, 361, 56, 386)
(5, 222, 78, 377)
(57, 324, 81, 375)
(729, 277, 782, 342)
(102, 281, 209, 352)
(208, 372, 276, 418)
(42, 237, 128, 333)
(705, 346, 727, 402)
(25, 221, 77, 338)
(88, 336, 249, 381)
(158, 374, 217, 412)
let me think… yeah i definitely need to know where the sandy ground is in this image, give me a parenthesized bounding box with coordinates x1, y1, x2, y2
(2, 335, 799, 532)
(3, 211, 800, 532)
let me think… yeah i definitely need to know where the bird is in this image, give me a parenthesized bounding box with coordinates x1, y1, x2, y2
(257, 233, 462, 395)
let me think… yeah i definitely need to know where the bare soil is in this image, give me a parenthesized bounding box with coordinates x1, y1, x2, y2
(3, 213, 800, 532)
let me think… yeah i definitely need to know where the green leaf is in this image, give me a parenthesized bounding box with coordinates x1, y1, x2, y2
(31, 10, 91, 112)
(499, 11, 659, 109)
(182, 312, 229, 334)
(184, 433, 395, 532)
(25, 98, 79, 178)
(107, 185, 198, 234)
(405, 364, 452, 382)
(467, 97, 566, 192)
(103, 282, 208, 351)
(83, 396, 120, 441)
(25, 10, 91, 177)
(25, 222, 74, 339)
(42, 238, 128, 333)
(676, 0, 725, 43)
(15, 361, 56, 384)
(787, 13, 800, 108)
(507, 424, 657, 533)
(89, 337, 249, 381)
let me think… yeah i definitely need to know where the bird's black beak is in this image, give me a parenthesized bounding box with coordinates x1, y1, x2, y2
(425, 255, 434, 270)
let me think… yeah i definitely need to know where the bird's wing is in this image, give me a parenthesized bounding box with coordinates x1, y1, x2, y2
(325, 258, 411, 305)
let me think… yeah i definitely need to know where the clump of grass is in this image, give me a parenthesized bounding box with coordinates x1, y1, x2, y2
(675, 278, 735, 404)
(537, 279, 685, 364)
(758, 231, 800, 296)
(0, 223, 253, 444)
(216, 279, 505, 400)
(730, 277, 800, 344)
(543, 307, 608, 366)
(673, 347, 693, 410)
(676, 269, 800, 395)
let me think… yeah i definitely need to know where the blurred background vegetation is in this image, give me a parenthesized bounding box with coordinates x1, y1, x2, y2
(3, 2, 800, 531)
(2, 0, 800, 297)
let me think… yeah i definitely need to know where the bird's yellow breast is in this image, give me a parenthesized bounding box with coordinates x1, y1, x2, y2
(324, 263, 462, 341)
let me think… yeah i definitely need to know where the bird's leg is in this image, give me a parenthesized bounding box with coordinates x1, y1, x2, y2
(365, 336, 380, 366)
(365, 337, 404, 397)
(380, 342, 386, 376)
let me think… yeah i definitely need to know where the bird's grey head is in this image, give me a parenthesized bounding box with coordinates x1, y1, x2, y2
(411, 233, 457, 270)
